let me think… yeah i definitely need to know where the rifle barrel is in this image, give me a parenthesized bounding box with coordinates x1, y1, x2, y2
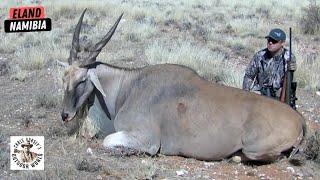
(285, 28, 293, 105)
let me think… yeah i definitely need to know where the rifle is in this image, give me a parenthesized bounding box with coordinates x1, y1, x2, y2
(280, 27, 297, 109)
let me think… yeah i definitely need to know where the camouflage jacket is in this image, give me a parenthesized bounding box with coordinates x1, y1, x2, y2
(242, 48, 296, 94)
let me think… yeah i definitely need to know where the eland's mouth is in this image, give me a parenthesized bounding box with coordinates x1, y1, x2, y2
(61, 111, 76, 123)
(63, 117, 73, 123)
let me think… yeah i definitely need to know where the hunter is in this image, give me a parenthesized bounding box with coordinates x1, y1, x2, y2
(14, 141, 39, 163)
(243, 28, 296, 99)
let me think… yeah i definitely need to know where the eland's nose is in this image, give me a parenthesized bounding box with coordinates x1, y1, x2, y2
(61, 112, 69, 121)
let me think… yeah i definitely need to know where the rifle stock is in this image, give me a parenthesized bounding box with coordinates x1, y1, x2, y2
(280, 74, 287, 102)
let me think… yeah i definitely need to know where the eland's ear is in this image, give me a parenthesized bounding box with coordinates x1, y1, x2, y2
(88, 69, 107, 97)
(56, 60, 69, 68)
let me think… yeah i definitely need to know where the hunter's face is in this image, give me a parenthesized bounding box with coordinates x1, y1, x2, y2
(23, 146, 30, 152)
(267, 38, 284, 53)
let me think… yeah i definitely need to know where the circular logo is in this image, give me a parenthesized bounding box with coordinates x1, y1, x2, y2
(10, 136, 44, 170)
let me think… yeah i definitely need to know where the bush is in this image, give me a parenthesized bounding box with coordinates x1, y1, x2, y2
(36, 93, 60, 109)
(305, 129, 320, 164)
(300, 1, 320, 35)
(10, 70, 28, 82)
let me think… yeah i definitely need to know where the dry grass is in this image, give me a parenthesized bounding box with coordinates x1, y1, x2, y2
(305, 129, 320, 164)
(145, 40, 244, 87)
(0, 0, 318, 89)
(296, 53, 320, 90)
(0, 1, 319, 178)
(300, 0, 320, 35)
(9, 66, 28, 82)
(36, 93, 60, 109)
(124, 21, 157, 43)
(0, 34, 22, 54)
(0, 134, 9, 172)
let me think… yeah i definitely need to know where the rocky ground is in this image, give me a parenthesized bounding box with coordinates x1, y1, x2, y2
(0, 54, 320, 179)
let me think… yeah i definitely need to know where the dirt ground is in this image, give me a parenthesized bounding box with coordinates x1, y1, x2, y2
(0, 53, 320, 179)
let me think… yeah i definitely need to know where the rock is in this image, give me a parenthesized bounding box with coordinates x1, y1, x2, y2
(286, 166, 295, 173)
(316, 91, 320, 97)
(296, 172, 304, 178)
(86, 148, 93, 155)
(176, 169, 188, 176)
(232, 156, 242, 163)
(203, 162, 215, 168)
(258, 173, 266, 178)
(202, 175, 210, 178)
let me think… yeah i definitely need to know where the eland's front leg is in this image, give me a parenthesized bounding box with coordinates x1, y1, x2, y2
(103, 131, 160, 155)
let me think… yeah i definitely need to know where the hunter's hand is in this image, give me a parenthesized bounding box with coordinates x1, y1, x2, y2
(288, 61, 297, 71)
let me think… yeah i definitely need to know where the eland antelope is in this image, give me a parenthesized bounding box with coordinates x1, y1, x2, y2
(61, 9, 306, 162)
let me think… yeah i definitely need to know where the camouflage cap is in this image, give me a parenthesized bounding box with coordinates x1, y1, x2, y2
(265, 28, 286, 41)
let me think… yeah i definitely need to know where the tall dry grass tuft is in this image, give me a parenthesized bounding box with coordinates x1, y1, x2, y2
(295, 53, 320, 90)
(305, 129, 320, 164)
(124, 22, 157, 42)
(145, 40, 244, 88)
(300, 0, 320, 35)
